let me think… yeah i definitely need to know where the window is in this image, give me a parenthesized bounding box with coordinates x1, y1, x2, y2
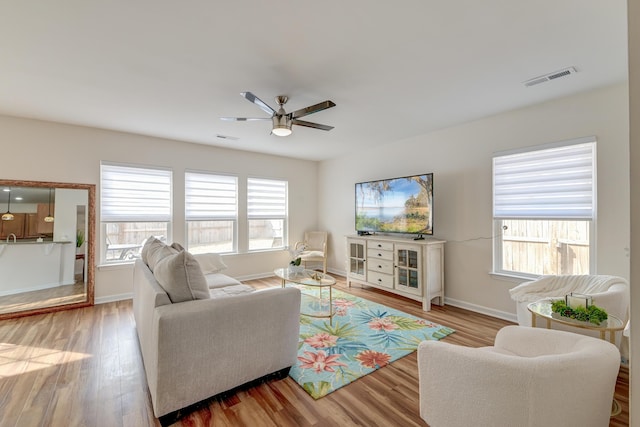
(492, 137, 596, 278)
(247, 177, 287, 251)
(185, 171, 237, 254)
(100, 162, 172, 263)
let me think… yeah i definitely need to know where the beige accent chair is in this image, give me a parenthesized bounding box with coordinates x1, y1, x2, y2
(295, 231, 328, 273)
(509, 275, 629, 348)
(418, 325, 620, 427)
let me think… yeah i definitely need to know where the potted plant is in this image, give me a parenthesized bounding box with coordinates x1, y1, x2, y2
(76, 229, 85, 250)
(550, 299, 608, 325)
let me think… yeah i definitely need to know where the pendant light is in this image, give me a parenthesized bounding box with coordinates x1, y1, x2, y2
(44, 188, 54, 223)
(2, 189, 14, 221)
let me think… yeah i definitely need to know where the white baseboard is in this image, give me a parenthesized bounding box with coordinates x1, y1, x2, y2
(236, 272, 275, 282)
(328, 268, 347, 277)
(328, 268, 517, 323)
(95, 293, 133, 305)
(444, 297, 517, 323)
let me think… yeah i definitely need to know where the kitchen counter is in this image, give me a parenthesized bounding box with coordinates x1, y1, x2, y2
(0, 242, 77, 295)
(0, 240, 72, 245)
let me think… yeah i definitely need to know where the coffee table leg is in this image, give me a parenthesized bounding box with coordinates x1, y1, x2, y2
(531, 312, 536, 327)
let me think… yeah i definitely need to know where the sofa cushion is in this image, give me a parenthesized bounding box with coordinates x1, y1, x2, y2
(171, 242, 185, 251)
(193, 253, 228, 274)
(205, 273, 243, 289)
(146, 240, 179, 272)
(153, 250, 210, 303)
(141, 236, 160, 265)
(209, 284, 255, 299)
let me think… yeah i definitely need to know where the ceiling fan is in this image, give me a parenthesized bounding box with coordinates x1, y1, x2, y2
(221, 92, 336, 137)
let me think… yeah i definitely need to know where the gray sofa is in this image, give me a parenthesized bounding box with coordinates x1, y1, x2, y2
(132, 250, 301, 419)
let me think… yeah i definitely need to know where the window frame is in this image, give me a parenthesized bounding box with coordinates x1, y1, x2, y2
(246, 177, 288, 252)
(184, 170, 238, 254)
(100, 161, 173, 265)
(492, 137, 597, 279)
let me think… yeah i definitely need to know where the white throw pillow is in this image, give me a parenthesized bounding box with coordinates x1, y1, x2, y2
(193, 253, 228, 274)
(145, 238, 178, 272)
(171, 242, 185, 251)
(153, 250, 210, 303)
(141, 235, 161, 265)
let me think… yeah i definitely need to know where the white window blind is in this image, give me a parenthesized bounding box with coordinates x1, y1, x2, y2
(101, 163, 172, 222)
(185, 172, 237, 220)
(493, 138, 595, 220)
(247, 178, 287, 218)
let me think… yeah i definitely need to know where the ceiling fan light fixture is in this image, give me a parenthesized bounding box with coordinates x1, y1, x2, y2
(272, 126, 292, 137)
(272, 115, 292, 137)
(223, 92, 334, 136)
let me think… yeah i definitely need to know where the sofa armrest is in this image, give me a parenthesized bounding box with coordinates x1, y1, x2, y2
(148, 287, 301, 417)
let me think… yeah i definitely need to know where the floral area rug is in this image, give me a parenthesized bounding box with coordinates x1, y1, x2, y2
(289, 288, 455, 399)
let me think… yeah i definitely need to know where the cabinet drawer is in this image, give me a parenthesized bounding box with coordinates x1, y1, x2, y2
(367, 271, 394, 289)
(367, 248, 393, 261)
(368, 240, 394, 251)
(368, 258, 394, 274)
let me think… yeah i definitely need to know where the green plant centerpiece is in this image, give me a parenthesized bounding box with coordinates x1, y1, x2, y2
(550, 299, 608, 325)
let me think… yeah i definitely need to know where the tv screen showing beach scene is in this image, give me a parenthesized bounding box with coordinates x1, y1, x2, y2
(355, 173, 433, 235)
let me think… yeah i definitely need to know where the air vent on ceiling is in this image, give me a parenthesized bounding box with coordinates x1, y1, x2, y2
(216, 134, 239, 141)
(523, 67, 578, 87)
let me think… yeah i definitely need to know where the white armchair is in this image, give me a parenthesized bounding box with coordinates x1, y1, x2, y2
(509, 275, 629, 347)
(295, 231, 328, 273)
(418, 325, 620, 427)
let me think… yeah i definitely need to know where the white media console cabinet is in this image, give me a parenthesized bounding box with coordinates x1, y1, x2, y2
(346, 235, 445, 311)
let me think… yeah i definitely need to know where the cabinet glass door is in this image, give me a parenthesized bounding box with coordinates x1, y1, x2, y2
(395, 245, 421, 295)
(348, 240, 366, 280)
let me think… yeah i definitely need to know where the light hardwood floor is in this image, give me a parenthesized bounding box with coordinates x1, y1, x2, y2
(0, 275, 629, 427)
(0, 282, 86, 316)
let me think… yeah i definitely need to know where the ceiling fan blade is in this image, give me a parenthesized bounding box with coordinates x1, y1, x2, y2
(240, 92, 275, 116)
(292, 119, 334, 131)
(220, 117, 271, 121)
(291, 100, 336, 119)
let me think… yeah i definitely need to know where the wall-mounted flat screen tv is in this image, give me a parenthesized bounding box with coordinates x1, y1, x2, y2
(355, 173, 433, 236)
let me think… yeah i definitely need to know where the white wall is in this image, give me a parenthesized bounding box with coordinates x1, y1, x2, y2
(0, 115, 319, 302)
(319, 83, 630, 320)
(53, 188, 88, 284)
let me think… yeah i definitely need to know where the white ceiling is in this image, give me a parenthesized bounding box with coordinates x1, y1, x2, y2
(0, 1, 628, 161)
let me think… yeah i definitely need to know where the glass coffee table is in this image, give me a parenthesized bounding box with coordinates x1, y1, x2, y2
(527, 300, 625, 345)
(274, 268, 336, 324)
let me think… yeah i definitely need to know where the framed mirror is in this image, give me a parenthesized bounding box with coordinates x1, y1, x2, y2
(0, 179, 95, 320)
